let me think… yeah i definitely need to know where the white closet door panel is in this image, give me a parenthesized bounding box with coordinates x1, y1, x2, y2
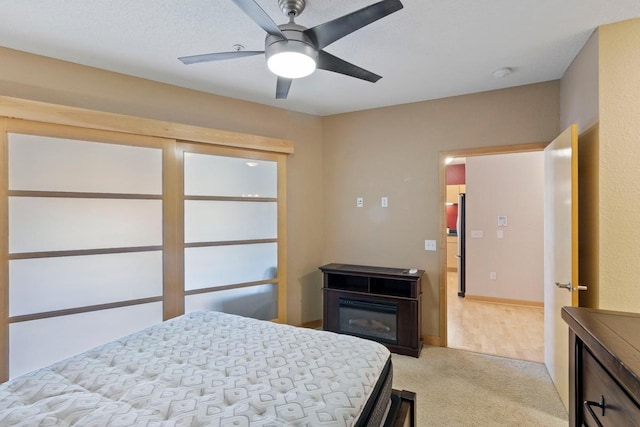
(184, 153, 277, 197)
(185, 284, 277, 321)
(9, 251, 163, 316)
(8, 133, 162, 194)
(185, 243, 277, 290)
(9, 302, 162, 379)
(184, 201, 277, 243)
(9, 198, 162, 253)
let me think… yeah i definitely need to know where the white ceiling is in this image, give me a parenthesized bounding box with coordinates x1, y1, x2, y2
(2, 0, 640, 116)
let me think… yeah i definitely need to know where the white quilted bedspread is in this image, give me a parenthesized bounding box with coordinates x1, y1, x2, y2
(0, 311, 390, 426)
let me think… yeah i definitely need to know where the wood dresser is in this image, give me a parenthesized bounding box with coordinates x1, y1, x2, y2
(390, 390, 416, 427)
(562, 307, 640, 426)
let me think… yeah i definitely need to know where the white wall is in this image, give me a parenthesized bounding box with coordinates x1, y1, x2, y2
(465, 151, 545, 302)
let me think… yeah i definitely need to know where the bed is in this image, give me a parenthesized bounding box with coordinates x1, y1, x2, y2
(0, 311, 414, 426)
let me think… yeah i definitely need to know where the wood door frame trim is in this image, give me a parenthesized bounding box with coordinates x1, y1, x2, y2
(438, 141, 549, 347)
(0, 96, 294, 154)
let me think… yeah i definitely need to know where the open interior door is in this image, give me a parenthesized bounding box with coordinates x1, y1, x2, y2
(544, 124, 579, 409)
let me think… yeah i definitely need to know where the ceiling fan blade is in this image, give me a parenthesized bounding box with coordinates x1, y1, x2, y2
(178, 50, 263, 65)
(232, 0, 286, 39)
(276, 77, 292, 99)
(304, 0, 403, 50)
(316, 50, 381, 82)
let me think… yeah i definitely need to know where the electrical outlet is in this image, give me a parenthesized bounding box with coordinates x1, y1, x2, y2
(424, 240, 437, 251)
(356, 197, 363, 208)
(490, 272, 497, 280)
(381, 196, 388, 207)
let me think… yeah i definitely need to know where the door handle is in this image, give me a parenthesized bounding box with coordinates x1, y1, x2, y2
(555, 282, 588, 291)
(583, 395, 606, 427)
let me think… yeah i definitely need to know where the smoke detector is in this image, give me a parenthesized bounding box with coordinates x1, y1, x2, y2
(493, 67, 513, 79)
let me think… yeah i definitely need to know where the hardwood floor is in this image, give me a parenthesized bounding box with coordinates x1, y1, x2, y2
(446, 271, 544, 363)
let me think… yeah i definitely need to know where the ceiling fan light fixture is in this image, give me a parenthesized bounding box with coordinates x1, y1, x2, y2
(180, 0, 404, 98)
(267, 51, 316, 78)
(265, 30, 317, 79)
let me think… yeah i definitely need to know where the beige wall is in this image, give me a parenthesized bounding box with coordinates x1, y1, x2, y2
(559, 18, 640, 313)
(0, 46, 325, 325)
(465, 152, 545, 302)
(560, 29, 601, 309)
(598, 19, 640, 312)
(322, 83, 560, 338)
(560, 30, 599, 131)
(1, 45, 564, 339)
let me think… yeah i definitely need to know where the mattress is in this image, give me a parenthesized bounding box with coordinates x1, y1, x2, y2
(0, 311, 392, 426)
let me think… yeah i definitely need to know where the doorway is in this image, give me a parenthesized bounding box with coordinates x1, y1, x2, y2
(439, 142, 547, 361)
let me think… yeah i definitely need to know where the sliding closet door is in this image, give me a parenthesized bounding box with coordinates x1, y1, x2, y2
(0, 115, 290, 380)
(1, 121, 169, 379)
(180, 143, 287, 323)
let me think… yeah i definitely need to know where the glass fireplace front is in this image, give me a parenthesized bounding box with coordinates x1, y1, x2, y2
(338, 297, 397, 343)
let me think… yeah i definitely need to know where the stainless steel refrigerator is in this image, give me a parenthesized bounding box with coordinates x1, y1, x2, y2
(456, 193, 466, 297)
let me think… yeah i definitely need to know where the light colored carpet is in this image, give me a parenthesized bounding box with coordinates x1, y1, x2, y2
(391, 346, 569, 426)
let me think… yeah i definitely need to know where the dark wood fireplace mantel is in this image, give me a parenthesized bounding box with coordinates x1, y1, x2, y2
(320, 263, 423, 357)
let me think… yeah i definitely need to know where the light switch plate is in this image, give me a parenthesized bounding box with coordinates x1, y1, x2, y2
(424, 240, 437, 251)
(470, 230, 484, 238)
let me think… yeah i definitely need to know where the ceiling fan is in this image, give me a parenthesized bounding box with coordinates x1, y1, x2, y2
(178, 0, 404, 99)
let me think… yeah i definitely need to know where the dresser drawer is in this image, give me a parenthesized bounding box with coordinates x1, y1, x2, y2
(582, 348, 640, 426)
(387, 390, 415, 427)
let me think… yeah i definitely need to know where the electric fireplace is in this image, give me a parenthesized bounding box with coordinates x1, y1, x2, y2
(339, 297, 397, 343)
(321, 263, 423, 357)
